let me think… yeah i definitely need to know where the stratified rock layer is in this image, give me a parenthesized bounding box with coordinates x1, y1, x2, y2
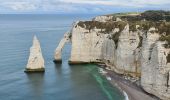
(25, 36, 45, 72)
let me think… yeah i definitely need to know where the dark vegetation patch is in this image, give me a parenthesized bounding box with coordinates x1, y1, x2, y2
(141, 10, 170, 21)
(78, 20, 170, 48)
(77, 21, 127, 33)
(127, 20, 170, 34)
(157, 22, 170, 48)
(137, 36, 143, 48)
(113, 10, 170, 34)
(159, 35, 170, 48)
(68, 34, 72, 39)
(128, 21, 157, 32)
(167, 54, 170, 63)
(77, 21, 127, 49)
(116, 10, 170, 21)
(77, 10, 170, 48)
(112, 32, 121, 49)
(124, 20, 170, 48)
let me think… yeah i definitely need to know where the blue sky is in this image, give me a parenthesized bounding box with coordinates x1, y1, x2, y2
(0, 0, 170, 14)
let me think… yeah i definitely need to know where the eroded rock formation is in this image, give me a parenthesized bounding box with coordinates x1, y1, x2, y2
(25, 35, 45, 72)
(54, 32, 71, 63)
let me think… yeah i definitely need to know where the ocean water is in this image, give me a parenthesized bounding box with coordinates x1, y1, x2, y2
(0, 14, 124, 100)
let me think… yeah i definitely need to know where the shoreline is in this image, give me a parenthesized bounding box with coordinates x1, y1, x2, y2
(97, 65, 159, 100)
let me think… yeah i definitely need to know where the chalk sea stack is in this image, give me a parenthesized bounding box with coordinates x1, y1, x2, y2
(25, 35, 45, 72)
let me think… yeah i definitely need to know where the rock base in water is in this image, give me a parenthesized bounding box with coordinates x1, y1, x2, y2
(68, 60, 102, 65)
(53, 60, 62, 63)
(26, 36, 45, 72)
(68, 61, 89, 65)
(24, 68, 45, 73)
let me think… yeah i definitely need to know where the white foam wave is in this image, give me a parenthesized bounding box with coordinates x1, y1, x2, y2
(123, 91, 129, 100)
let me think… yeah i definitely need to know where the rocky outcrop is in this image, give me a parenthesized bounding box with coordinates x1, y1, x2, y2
(25, 36, 45, 72)
(54, 11, 170, 99)
(54, 32, 71, 63)
(92, 15, 113, 22)
(114, 25, 141, 76)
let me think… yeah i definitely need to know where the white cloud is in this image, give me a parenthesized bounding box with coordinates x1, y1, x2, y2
(131, 0, 170, 5)
(1, 1, 37, 11)
(59, 0, 170, 7)
(0, 0, 170, 13)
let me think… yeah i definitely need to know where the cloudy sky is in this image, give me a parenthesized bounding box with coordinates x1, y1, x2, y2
(0, 0, 170, 14)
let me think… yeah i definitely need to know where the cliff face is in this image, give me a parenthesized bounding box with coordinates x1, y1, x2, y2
(69, 22, 112, 63)
(141, 30, 170, 100)
(69, 22, 141, 76)
(54, 11, 170, 99)
(114, 24, 141, 76)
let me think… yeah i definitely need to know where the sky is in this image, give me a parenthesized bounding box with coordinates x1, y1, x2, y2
(0, 0, 170, 14)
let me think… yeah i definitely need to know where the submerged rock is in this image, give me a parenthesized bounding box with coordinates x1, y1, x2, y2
(25, 35, 45, 72)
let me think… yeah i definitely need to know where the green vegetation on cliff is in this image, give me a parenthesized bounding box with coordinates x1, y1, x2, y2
(77, 21, 127, 48)
(137, 36, 143, 48)
(77, 21, 127, 33)
(112, 32, 121, 49)
(167, 54, 170, 63)
(141, 10, 170, 21)
(77, 10, 170, 47)
(159, 35, 170, 48)
(114, 10, 170, 47)
(113, 10, 170, 21)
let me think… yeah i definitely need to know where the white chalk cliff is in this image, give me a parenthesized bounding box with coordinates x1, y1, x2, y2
(68, 22, 141, 76)
(25, 36, 45, 72)
(54, 12, 170, 99)
(141, 28, 170, 100)
(92, 15, 113, 22)
(69, 22, 107, 63)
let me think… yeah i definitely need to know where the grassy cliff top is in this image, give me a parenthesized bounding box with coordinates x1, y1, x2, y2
(109, 12, 140, 17)
(111, 10, 170, 21)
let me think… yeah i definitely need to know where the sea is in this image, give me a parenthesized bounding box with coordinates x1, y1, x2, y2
(0, 14, 124, 100)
